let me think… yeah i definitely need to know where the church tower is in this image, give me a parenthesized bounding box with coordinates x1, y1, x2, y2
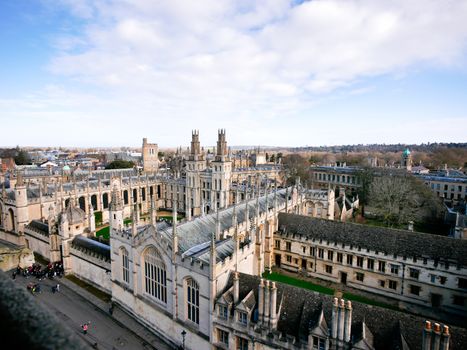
(211, 129, 232, 209)
(402, 148, 412, 172)
(14, 171, 29, 235)
(186, 130, 206, 217)
(142, 138, 159, 172)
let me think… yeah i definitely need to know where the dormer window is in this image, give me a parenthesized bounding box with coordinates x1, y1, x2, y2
(238, 311, 247, 325)
(218, 305, 228, 319)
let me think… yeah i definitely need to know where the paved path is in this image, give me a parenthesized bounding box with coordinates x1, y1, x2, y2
(12, 273, 174, 350)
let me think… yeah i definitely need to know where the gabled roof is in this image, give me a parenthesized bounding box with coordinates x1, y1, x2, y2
(278, 213, 467, 266)
(219, 271, 467, 349)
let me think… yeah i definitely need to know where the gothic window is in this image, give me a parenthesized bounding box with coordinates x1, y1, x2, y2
(102, 193, 109, 209)
(123, 190, 129, 205)
(143, 247, 167, 303)
(121, 248, 130, 284)
(186, 278, 200, 324)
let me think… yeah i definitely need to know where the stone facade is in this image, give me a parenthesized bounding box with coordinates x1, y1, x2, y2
(274, 213, 467, 320)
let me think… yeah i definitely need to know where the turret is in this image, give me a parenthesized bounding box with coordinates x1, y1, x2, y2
(109, 185, 124, 235)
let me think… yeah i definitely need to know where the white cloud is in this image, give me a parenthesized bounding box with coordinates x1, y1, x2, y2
(4, 0, 467, 146)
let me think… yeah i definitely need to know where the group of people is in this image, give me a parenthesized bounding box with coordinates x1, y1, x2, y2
(13, 261, 64, 280)
(12, 262, 63, 296)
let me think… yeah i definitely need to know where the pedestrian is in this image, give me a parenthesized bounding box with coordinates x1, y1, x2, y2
(109, 302, 114, 315)
(56, 283, 60, 292)
(81, 323, 88, 334)
(12, 271, 17, 280)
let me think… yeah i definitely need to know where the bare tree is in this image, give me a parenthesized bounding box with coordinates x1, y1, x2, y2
(368, 175, 444, 228)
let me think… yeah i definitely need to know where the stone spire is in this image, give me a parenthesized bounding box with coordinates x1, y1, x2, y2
(172, 200, 178, 256)
(131, 205, 137, 237)
(16, 170, 24, 187)
(215, 205, 221, 240)
(245, 181, 250, 238)
(210, 210, 218, 279)
(110, 184, 123, 211)
(150, 195, 157, 227)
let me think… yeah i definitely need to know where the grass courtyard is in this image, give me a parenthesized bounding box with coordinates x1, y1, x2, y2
(262, 271, 399, 311)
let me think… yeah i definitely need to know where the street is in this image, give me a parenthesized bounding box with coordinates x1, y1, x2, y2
(12, 273, 170, 350)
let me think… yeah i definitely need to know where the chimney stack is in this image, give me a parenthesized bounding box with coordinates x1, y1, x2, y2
(233, 272, 240, 304)
(344, 301, 352, 342)
(433, 323, 441, 350)
(258, 279, 264, 325)
(338, 299, 345, 341)
(441, 325, 450, 350)
(422, 321, 432, 350)
(331, 297, 338, 339)
(263, 280, 270, 326)
(270, 282, 278, 330)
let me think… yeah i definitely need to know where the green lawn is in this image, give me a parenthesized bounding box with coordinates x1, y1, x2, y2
(263, 271, 400, 311)
(262, 271, 334, 295)
(96, 218, 132, 240)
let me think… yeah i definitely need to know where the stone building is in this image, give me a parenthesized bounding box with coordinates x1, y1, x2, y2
(109, 179, 298, 348)
(142, 137, 159, 172)
(213, 272, 466, 350)
(273, 213, 467, 320)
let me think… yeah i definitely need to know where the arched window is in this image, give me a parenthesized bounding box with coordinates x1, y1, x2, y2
(121, 247, 130, 284)
(103, 193, 109, 209)
(143, 247, 167, 303)
(8, 208, 15, 232)
(186, 278, 199, 324)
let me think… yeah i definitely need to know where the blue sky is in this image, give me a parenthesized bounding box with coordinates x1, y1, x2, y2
(1, 0, 467, 148)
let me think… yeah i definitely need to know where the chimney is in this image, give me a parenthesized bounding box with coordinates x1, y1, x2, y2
(441, 325, 450, 350)
(344, 301, 352, 343)
(422, 321, 432, 350)
(233, 272, 240, 304)
(338, 299, 345, 341)
(263, 280, 270, 326)
(258, 279, 264, 325)
(433, 323, 441, 350)
(331, 297, 338, 339)
(270, 282, 278, 330)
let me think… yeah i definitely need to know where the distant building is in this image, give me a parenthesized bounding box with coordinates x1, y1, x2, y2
(142, 138, 159, 172)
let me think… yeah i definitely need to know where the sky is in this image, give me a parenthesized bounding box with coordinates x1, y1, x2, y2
(1, 0, 467, 148)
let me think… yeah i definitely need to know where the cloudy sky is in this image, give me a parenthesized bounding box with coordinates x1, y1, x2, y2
(1, 0, 467, 148)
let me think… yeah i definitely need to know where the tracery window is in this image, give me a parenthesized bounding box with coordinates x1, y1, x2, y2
(121, 248, 130, 284)
(186, 278, 200, 324)
(144, 247, 167, 303)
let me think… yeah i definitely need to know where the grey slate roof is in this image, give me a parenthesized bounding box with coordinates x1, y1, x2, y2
(159, 188, 290, 259)
(25, 220, 49, 236)
(223, 272, 467, 350)
(278, 213, 467, 266)
(71, 235, 110, 260)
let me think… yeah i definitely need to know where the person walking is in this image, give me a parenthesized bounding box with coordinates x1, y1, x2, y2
(81, 323, 88, 334)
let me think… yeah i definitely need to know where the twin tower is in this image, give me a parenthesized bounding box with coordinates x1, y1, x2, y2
(142, 130, 232, 215)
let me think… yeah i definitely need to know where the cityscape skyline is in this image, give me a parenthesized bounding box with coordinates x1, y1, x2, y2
(1, 1, 467, 147)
